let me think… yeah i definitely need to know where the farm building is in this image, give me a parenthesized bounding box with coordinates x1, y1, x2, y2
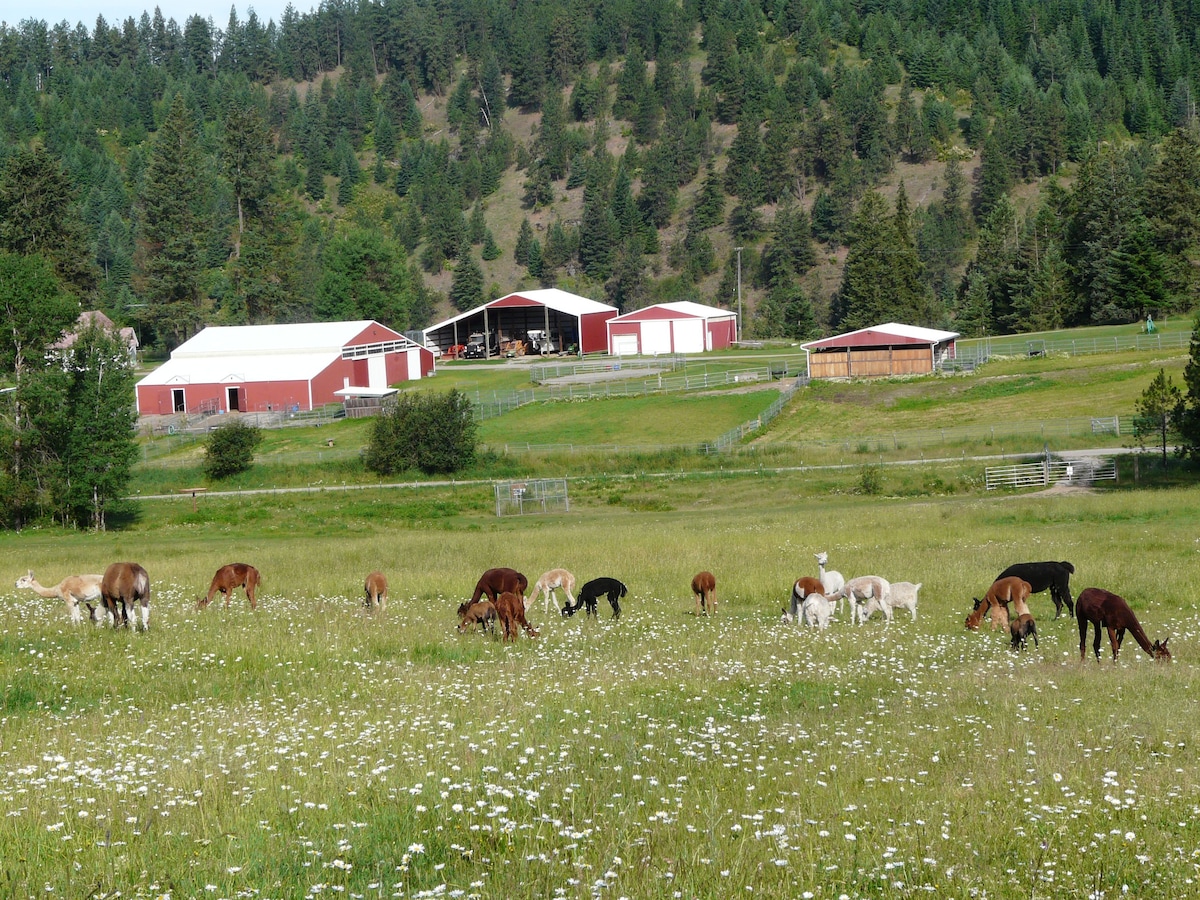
(50, 310, 139, 365)
(135, 321, 434, 416)
(801, 323, 959, 379)
(423, 289, 617, 358)
(606, 301, 738, 356)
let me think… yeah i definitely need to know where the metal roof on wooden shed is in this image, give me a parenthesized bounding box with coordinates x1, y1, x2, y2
(801, 322, 959, 351)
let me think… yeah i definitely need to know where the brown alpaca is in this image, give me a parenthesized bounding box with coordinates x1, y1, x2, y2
(100, 562, 151, 631)
(966, 576, 1032, 631)
(457, 599, 497, 634)
(1076, 587, 1170, 662)
(470, 567, 529, 605)
(494, 591, 539, 642)
(1009, 613, 1038, 650)
(364, 571, 388, 611)
(692, 571, 717, 616)
(199, 563, 261, 609)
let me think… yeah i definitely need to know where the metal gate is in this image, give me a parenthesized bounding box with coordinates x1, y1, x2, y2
(985, 457, 1117, 490)
(494, 478, 570, 516)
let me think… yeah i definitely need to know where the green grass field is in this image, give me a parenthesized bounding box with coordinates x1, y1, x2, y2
(3, 472, 1200, 899)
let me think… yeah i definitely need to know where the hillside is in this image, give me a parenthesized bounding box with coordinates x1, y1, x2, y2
(1, 0, 1199, 360)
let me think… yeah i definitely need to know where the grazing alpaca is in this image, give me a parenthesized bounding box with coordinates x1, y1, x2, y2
(364, 571, 388, 612)
(966, 576, 1032, 632)
(860, 582, 921, 623)
(691, 571, 717, 616)
(827, 576, 892, 625)
(456, 599, 497, 634)
(1010, 613, 1038, 650)
(996, 561, 1076, 618)
(470, 567, 529, 605)
(199, 563, 261, 610)
(100, 562, 150, 631)
(1076, 587, 1170, 663)
(525, 568, 577, 614)
(801, 591, 833, 629)
(494, 591, 539, 642)
(563, 577, 628, 619)
(788, 576, 827, 622)
(815, 551, 846, 614)
(15, 571, 105, 625)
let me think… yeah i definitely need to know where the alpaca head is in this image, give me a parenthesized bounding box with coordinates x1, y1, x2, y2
(780, 607, 794, 625)
(965, 597, 985, 631)
(815, 551, 829, 567)
(15, 570, 34, 589)
(1152, 638, 1171, 661)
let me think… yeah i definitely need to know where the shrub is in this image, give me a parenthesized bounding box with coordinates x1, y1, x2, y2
(364, 389, 477, 475)
(204, 420, 264, 479)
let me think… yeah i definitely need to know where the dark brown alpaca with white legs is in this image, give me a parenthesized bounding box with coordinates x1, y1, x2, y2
(692, 571, 717, 616)
(199, 563, 261, 609)
(1076, 587, 1170, 662)
(364, 571, 388, 611)
(100, 562, 150, 630)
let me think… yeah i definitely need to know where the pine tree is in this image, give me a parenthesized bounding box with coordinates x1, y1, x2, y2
(514, 218, 534, 266)
(450, 245, 484, 311)
(1134, 368, 1182, 465)
(691, 162, 726, 231)
(1175, 311, 1200, 462)
(1146, 128, 1200, 311)
(139, 93, 208, 347)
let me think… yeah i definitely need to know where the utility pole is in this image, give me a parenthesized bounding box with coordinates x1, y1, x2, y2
(735, 246, 744, 344)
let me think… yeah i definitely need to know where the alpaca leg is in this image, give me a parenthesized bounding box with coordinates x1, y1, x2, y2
(139, 600, 150, 631)
(610, 591, 621, 619)
(1093, 625, 1105, 660)
(1113, 627, 1126, 660)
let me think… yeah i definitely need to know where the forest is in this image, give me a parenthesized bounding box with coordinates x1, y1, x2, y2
(1, 0, 1200, 356)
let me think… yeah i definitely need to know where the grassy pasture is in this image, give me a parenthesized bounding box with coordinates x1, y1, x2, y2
(2, 478, 1199, 899)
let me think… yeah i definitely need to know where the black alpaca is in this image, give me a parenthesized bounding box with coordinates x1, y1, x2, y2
(995, 561, 1075, 618)
(563, 577, 627, 619)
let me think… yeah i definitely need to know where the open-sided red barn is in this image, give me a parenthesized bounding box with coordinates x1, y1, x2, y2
(606, 301, 738, 356)
(135, 321, 434, 416)
(801, 322, 959, 379)
(423, 289, 617, 357)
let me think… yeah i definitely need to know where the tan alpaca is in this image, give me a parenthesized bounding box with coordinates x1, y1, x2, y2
(16, 571, 105, 624)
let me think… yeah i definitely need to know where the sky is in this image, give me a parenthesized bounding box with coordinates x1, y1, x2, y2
(7, 0, 307, 29)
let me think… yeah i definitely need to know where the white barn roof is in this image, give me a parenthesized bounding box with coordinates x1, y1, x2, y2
(138, 321, 410, 386)
(424, 289, 615, 334)
(609, 301, 736, 321)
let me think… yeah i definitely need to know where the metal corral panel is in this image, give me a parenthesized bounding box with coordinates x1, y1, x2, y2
(495, 478, 570, 516)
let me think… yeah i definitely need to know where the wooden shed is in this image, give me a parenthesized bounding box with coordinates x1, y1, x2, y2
(801, 323, 959, 379)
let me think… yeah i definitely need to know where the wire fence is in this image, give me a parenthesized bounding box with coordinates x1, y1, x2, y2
(955, 329, 1190, 365)
(469, 361, 801, 421)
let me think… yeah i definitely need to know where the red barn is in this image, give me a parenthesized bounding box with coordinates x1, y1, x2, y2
(606, 302, 738, 356)
(423, 289, 617, 357)
(135, 321, 434, 416)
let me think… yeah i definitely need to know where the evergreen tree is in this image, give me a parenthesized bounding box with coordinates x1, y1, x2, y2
(139, 93, 208, 347)
(690, 162, 726, 231)
(514, 218, 534, 266)
(1134, 368, 1182, 465)
(1146, 128, 1200, 311)
(1175, 312, 1200, 462)
(450, 245, 484, 311)
(220, 96, 274, 254)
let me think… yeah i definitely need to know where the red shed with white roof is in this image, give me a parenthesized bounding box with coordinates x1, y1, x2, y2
(606, 301, 738, 356)
(801, 322, 958, 379)
(423, 289, 617, 357)
(135, 321, 433, 416)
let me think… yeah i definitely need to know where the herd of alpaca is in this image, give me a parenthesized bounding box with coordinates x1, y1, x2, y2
(964, 562, 1170, 663)
(15, 550, 1173, 664)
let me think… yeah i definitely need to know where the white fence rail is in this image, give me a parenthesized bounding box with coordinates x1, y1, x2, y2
(985, 457, 1117, 490)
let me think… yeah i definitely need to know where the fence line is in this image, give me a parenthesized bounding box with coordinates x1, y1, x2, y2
(985, 457, 1118, 490)
(954, 329, 1190, 366)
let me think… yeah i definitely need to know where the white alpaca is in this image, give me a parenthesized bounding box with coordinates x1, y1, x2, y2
(801, 591, 833, 629)
(858, 583, 920, 623)
(525, 568, 577, 614)
(828, 575, 892, 625)
(815, 551, 846, 615)
(15, 570, 107, 624)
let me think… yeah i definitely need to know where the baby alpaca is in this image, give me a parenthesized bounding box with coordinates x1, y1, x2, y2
(801, 591, 833, 629)
(691, 571, 717, 616)
(1010, 613, 1038, 650)
(457, 599, 497, 634)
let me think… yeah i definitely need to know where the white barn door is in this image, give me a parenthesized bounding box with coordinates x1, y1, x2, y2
(368, 354, 387, 388)
(641, 320, 672, 355)
(612, 333, 639, 356)
(672, 318, 704, 353)
(406, 348, 422, 380)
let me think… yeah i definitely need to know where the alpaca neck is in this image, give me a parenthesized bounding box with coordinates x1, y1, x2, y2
(23, 581, 61, 599)
(1127, 619, 1155, 656)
